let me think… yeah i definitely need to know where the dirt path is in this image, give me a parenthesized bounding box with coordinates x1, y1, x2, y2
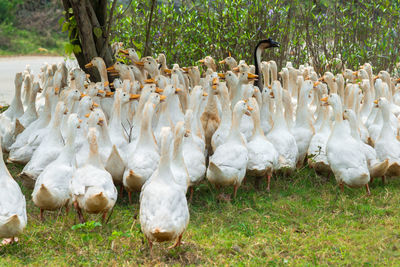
(0, 56, 76, 105)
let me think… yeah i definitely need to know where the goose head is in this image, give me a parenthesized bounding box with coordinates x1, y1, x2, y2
(79, 96, 95, 116)
(68, 113, 82, 129)
(374, 97, 389, 109)
(256, 38, 280, 50)
(15, 72, 23, 89)
(219, 55, 237, 70)
(234, 100, 252, 117)
(156, 53, 167, 66)
(85, 57, 106, 71)
(142, 57, 158, 74)
(146, 92, 162, 107)
(322, 93, 342, 111)
(358, 69, 369, 80)
(32, 82, 42, 94)
(343, 108, 357, 122)
(119, 48, 140, 62)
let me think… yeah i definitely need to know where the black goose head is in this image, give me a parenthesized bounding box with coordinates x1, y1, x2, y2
(257, 38, 280, 49)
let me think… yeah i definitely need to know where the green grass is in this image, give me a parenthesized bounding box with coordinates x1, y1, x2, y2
(1, 153, 400, 266)
(0, 23, 66, 56)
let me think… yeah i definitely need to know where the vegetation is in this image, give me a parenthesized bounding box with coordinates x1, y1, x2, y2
(0, 0, 66, 56)
(1, 153, 400, 265)
(112, 0, 400, 74)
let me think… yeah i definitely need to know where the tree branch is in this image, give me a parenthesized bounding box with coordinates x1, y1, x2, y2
(100, 0, 118, 58)
(143, 0, 156, 57)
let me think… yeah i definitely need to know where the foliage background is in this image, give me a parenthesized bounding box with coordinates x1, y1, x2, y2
(0, 0, 65, 55)
(111, 0, 400, 74)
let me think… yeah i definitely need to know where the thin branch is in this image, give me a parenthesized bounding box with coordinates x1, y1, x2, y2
(143, 0, 156, 57)
(100, 0, 118, 58)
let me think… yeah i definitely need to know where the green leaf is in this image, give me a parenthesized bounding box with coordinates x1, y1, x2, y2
(73, 44, 82, 54)
(58, 17, 65, 26)
(93, 27, 102, 38)
(65, 43, 74, 55)
(61, 22, 69, 32)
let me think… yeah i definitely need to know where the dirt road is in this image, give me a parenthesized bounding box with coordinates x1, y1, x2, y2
(0, 56, 74, 105)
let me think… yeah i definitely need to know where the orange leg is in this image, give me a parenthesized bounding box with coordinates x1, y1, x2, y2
(339, 183, 344, 193)
(267, 174, 271, 192)
(128, 191, 132, 205)
(74, 201, 85, 223)
(233, 185, 239, 199)
(119, 184, 124, 198)
(147, 237, 153, 256)
(168, 233, 183, 249)
(365, 184, 371, 196)
(40, 209, 44, 222)
(189, 186, 194, 203)
(102, 211, 107, 223)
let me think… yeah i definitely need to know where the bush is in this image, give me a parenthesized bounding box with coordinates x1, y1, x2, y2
(0, 0, 22, 23)
(111, 0, 400, 74)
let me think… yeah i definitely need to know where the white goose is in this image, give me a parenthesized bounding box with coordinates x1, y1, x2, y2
(374, 97, 400, 177)
(207, 100, 250, 198)
(182, 109, 206, 201)
(32, 114, 81, 220)
(246, 98, 278, 191)
(140, 127, 189, 251)
(292, 80, 315, 167)
(19, 101, 67, 188)
(71, 127, 117, 223)
(0, 136, 27, 245)
(343, 108, 389, 182)
(266, 81, 298, 172)
(170, 121, 190, 193)
(123, 101, 159, 203)
(322, 94, 370, 194)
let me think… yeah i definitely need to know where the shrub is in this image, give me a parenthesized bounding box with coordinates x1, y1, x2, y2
(111, 0, 400, 74)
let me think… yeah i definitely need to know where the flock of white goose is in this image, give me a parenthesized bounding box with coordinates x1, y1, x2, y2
(1, 38, 400, 250)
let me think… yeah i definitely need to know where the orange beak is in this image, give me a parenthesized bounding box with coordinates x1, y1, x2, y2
(104, 81, 109, 87)
(119, 49, 129, 55)
(129, 94, 140, 100)
(218, 73, 225, 78)
(219, 60, 226, 64)
(320, 97, 328, 102)
(105, 91, 115, 97)
(160, 95, 167, 102)
(145, 78, 156, 84)
(314, 81, 321, 87)
(155, 87, 164, 93)
(106, 65, 116, 72)
(85, 62, 94, 68)
(247, 73, 258, 80)
(203, 92, 208, 97)
(134, 61, 144, 66)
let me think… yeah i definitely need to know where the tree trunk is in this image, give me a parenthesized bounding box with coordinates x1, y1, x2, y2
(61, 0, 114, 82)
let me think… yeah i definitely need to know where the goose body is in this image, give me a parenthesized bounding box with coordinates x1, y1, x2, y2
(140, 127, 189, 249)
(19, 101, 67, 188)
(32, 114, 80, 216)
(71, 128, 117, 221)
(0, 136, 27, 243)
(324, 94, 370, 190)
(207, 100, 250, 197)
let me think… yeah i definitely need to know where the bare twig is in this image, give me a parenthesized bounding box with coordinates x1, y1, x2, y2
(143, 0, 156, 56)
(100, 0, 118, 58)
